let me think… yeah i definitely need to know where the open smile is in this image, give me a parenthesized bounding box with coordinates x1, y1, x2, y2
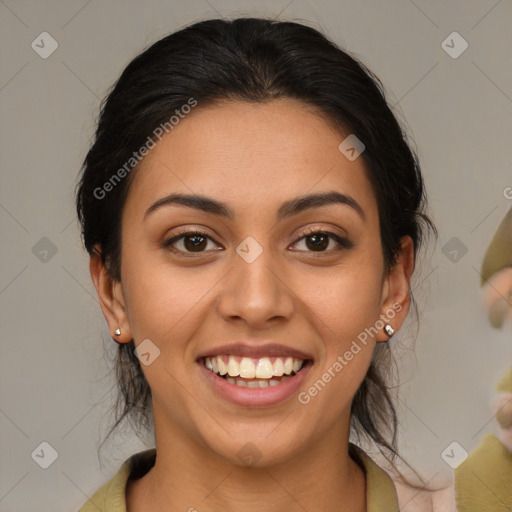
(199, 355, 313, 407)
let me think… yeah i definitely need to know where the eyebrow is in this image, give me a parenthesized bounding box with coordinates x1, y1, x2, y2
(144, 190, 366, 222)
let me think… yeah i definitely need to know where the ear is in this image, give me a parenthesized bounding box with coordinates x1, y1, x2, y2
(376, 235, 415, 341)
(89, 244, 132, 343)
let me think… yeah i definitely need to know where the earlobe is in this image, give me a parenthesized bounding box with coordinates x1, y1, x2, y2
(89, 245, 132, 344)
(377, 236, 415, 342)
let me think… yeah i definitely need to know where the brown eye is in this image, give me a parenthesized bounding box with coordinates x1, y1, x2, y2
(293, 229, 353, 253)
(305, 233, 330, 251)
(163, 230, 220, 255)
(182, 234, 208, 252)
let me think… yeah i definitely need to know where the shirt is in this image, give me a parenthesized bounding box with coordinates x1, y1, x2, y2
(77, 443, 400, 511)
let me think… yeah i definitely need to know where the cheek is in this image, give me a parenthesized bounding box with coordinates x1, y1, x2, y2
(121, 251, 213, 346)
(294, 265, 381, 430)
(300, 263, 383, 348)
(293, 252, 383, 409)
(120, 254, 212, 417)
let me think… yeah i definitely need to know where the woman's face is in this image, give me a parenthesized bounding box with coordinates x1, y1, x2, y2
(93, 98, 412, 466)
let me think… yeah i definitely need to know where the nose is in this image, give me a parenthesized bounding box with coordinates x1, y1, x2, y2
(216, 245, 294, 329)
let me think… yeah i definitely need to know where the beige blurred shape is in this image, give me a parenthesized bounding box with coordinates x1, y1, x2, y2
(480, 208, 512, 329)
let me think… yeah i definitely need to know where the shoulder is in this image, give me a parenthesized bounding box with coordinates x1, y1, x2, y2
(77, 449, 156, 512)
(351, 444, 457, 512)
(350, 444, 401, 512)
(454, 433, 512, 511)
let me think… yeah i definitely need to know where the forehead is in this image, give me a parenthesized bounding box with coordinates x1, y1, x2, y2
(124, 99, 377, 222)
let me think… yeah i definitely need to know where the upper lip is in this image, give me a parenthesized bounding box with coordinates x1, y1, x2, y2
(197, 343, 314, 361)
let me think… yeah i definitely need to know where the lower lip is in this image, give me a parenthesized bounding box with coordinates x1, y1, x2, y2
(198, 360, 313, 407)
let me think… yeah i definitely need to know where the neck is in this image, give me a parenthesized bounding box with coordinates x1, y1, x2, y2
(127, 416, 366, 512)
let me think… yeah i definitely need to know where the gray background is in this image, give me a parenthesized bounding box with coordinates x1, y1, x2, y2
(1, 0, 511, 510)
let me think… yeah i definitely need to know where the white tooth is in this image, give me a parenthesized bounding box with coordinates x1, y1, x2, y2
(247, 380, 260, 388)
(211, 357, 219, 373)
(239, 357, 256, 378)
(227, 356, 240, 377)
(284, 357, 293, 375)
(258, 380, 269, 388)
(235, 378, 247, 387)
(269, 379, 280, 386)
(205, 357, 213, 370)
(272, 358, 285, 376)
(255, 357, 273, 378)
(226, 376, 235, 384)
(217, 356, 228, 375)
(292, 358, 304, 373)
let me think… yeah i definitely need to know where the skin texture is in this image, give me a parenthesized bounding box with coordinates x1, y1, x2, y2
(90, 98, 415, 512)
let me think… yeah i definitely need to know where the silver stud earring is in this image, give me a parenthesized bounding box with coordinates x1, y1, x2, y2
(384, 324, 394, 337)
(114, 328, 121, 336)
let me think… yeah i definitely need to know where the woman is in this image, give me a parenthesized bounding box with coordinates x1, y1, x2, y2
(76, 17, 438, 511)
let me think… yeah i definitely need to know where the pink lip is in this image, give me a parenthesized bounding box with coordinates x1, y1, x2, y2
(196, 343, 314, 361)
(198, 359, 313, 407)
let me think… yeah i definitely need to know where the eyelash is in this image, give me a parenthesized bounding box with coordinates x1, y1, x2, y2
(162, 227, 353, 257)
